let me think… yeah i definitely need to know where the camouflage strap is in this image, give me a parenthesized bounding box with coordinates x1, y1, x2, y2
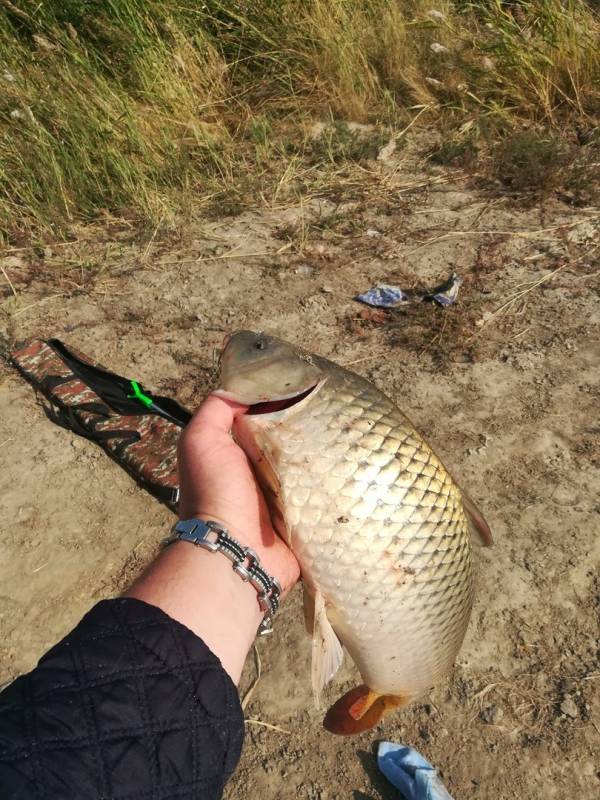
(11, 339, 180, 511)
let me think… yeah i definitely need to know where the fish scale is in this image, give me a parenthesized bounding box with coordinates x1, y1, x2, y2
(218, 331, 489, 730)
(238, 361, 473, 699)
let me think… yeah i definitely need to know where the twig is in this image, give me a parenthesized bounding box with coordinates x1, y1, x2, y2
(402, 230, 439, 255)
(140, 218, 163, 263)
(411, 207, 455, 215)
(470, 198, 501, 227)
(1, 265, 18, 297)
(391, 176, 450, 194)
(471, 683, 498, 703)
(511, 326, 531, 341)
(12, 293, 64, 316)
(0, 437, 14, 448)
(158, 245, 290, 267)
(244, 719, 291, 734)
(396, 104, 433, 140)
(4, 240, 82, 254)
(241, 645, 261, 712)
(342, 352, 389, 366)
(405, 215, 600, 255)
(472, 265, 566, 336)
(425, 314, 447, 351)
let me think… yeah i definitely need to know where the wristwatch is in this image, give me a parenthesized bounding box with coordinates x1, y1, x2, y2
(164, 518, 282, 635)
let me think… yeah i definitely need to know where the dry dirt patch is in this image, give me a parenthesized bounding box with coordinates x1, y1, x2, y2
(1, 169, 599, 799)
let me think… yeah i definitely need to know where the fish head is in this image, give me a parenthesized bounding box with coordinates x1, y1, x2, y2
(215, 330, 323, 412)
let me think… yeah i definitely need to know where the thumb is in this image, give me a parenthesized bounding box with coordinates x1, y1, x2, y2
(185, 394, 248, 438)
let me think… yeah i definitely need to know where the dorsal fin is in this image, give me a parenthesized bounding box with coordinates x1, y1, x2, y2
(462, 491, 493, 547)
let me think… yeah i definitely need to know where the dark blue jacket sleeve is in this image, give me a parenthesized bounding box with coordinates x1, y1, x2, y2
(0, 598, 244, 799)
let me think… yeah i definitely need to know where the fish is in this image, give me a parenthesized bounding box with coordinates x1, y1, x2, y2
(215, 330, 492, 735)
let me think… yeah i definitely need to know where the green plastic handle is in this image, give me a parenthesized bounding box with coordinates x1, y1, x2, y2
(128, 380, 154, 409)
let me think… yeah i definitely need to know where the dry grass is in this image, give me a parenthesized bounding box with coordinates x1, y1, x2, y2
(1, 1, 599, 241)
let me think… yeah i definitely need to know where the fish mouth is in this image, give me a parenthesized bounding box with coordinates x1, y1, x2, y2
(246, 383, 319, 415)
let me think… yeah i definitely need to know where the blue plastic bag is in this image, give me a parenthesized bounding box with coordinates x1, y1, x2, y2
(377, 741, 454, 800)
(355, 284, 409, 307)
(355, 273, 462, 309)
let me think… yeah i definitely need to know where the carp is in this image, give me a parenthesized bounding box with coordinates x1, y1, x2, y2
(216, 330, 492, 734)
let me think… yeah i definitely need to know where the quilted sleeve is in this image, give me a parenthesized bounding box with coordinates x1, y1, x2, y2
(0, 598, 245, 800)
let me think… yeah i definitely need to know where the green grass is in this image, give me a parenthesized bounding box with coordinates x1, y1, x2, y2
(0, 1, 599, 241)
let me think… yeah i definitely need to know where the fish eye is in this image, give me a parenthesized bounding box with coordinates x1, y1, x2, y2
(254, 340, 266, 351)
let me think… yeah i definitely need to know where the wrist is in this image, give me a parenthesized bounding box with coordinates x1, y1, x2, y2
(181, 511, 297, 598)
(125, 540, 262, 683)
(167, 518, 282, 635)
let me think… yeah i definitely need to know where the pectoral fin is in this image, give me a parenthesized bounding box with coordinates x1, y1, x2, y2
(242, 426, 291, 545)
(462, 491, 493, 547)
(309, 589, 343, 709)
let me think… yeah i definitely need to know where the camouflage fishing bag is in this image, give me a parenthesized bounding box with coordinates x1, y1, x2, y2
(11, 339, 191, 510)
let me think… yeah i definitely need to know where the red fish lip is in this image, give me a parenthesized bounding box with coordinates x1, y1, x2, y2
(247, 384, 318, 415)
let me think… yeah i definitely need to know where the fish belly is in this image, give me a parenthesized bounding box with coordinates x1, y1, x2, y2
(258, 382, 474, 698)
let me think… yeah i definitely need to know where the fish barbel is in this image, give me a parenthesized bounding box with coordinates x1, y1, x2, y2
(215, 331, 492, 734)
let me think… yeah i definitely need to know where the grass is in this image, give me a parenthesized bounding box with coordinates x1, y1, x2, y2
(0, 1, 599, 241)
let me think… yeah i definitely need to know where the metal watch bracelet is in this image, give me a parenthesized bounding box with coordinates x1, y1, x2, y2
(163, 518, 282, 636)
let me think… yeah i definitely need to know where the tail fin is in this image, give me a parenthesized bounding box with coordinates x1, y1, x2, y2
(323, 685, 407, 736)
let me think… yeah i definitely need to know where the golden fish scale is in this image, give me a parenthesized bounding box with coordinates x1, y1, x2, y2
(250, 365, 473, 700)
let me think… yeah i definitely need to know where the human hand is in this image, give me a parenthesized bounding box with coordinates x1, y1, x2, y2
(177, 394, 300, 596)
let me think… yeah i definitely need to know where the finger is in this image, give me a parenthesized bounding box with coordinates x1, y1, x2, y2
(180, 394, 247, 444)
(186, 393, 248, 437)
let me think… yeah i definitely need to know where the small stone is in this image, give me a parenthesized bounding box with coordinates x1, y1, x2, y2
(476, 310, 493, 327)
(581, 761, 596, 777)
(426, 10, 445, 22)
(18, 505, 36, 522)
(321, 285, 334, 294)
(294, 264, 313, 275)
(366, 228, 381, 237)
(551, 486, 573, 506)
(377, 139, 396, 161)
(560, 697, 579, 719)
(430, 42, 449, 54)
(310, 121, 327, 140)
(480, 705, 503, 725)
(567, 220, 597, 245)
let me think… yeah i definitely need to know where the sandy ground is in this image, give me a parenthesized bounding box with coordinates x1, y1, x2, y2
(1, 154, 599, 799)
